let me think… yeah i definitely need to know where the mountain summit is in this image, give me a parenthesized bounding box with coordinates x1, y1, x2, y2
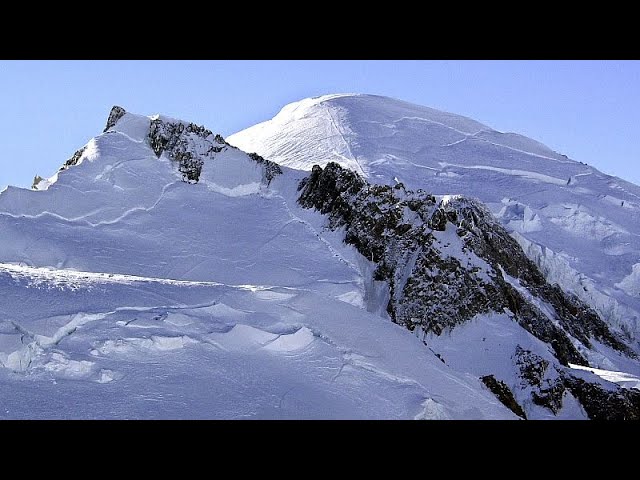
(230, 93, 640, 351)
(0, 100, 638, 419)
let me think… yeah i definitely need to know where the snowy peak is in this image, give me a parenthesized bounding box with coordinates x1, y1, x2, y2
(229, 92, 575, 179)
(104, 108, 154, 143)
(272, 93, 363, 122)
(33, 106, 283, 194)
(248, 93, 490, 134)
(143, 113, 282, 187)
(1, 99, 640, 419)
(228, 93, 563, 176)
(230, 93, 640, 353)
(3, 104, 529, 419)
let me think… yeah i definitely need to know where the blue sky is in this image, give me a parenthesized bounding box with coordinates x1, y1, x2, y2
(1, 60, 639, 190)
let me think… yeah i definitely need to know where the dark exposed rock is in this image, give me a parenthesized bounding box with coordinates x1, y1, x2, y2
(103, 106, 126, 132)
(428, 207, 448, 231)
(147, 119, 217, 184)
(438, 196, 633, 359)
(514, 346, 549, 387)
(146, 118, 282, 186)
(31, 175, 45, 190)
(60, 147, 86, 172)
(513, 346, 565, 414)
(531, 380, 566, 414)
(298, 163, 367, 227)
(147, 118, 205, 183)
(542, 285, 631, 355)
(174, 151, 202, 183)
(563, 375, 640, 420)
(297, 162, 629, 367)
(481, 375, 527, 419)
(186, 122, 213, 138)
(401, 246, 505, 336)
(247, 152, 283, 186)
(149, 120, 187, 158)
(449, 196, 633, 356)
(499, 287, 584, 367)
(298, 162, 637, 418)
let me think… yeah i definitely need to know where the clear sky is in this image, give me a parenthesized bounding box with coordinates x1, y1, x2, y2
(1, 60, 639, 191)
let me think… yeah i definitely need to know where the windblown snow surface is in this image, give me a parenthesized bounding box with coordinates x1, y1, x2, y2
(229, 94, 640, 351)
(3, 98, 639, 419)
(0, 110, 513, 419)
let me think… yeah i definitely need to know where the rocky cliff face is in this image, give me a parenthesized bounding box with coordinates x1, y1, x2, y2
(148, 119, 219, 183)
(297, 162, 640, 418)
(147, 116, 282, 185)
(228, 94, 640, 351)
(60, 146, 86, 172)
(103, 106, 127, 132)
(61, 106, 283, 187)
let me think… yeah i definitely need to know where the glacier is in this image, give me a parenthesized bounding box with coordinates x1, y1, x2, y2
(229, 93, 640, 349)
(1, 98, 639, 419)
(0, 107, 514, 419)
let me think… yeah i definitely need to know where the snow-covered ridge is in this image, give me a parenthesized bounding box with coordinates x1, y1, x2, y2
(2, 103, 639, 419)
(30, 105, 283, 194)
(229, 93, 640, 349)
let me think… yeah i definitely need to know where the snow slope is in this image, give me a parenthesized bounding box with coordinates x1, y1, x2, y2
(0, 262, 513, 419)
(229, 94, 640, 347)
(2, 104, 637, 419)
(0, 108, 514, 419)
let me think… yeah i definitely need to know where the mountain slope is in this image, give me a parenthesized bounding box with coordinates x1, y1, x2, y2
(229, 94, 640, 351)
(0, 107, 517, 419)
(296, 161, 639, 419)
(1, 105, 638, 419)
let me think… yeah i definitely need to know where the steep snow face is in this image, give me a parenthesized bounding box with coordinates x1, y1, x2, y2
(0, 106, 515, 419)
(229, 94, 640, 346)
(0, 262, 513, 419)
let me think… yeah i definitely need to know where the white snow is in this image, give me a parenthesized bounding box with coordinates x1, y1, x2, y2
(616, 263, 640, 298)
(2, 98, 637, 419)
(43, 353, 94, 378)
(230, 93, 640, 347)
(106, 112, 152, 141)
(414, 398, 451, 420)
(569, 363, 640, 390)
(422, 312, 590, 420)
(439, 162, 570, 186)
(0, 109, 516, 419)
(262, 327, 315, 353)
(198, 147, 265, 196)
(497, 199, 543, 233)
(0, 259, 513, 419)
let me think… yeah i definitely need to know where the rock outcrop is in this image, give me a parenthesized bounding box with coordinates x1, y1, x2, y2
(298, 161, 638, 418)
(103, 106, 126, 132)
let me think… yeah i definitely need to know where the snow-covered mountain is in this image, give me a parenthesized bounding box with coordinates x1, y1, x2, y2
(0, 101, 638, 419)
(229, 93, 640, 352)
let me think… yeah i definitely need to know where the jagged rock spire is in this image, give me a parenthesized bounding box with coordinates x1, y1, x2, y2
(103, 105, 127, 132)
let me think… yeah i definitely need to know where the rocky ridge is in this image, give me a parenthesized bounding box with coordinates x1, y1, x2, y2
(37, 106, 640, 419)
(297, 162, 640, 418)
